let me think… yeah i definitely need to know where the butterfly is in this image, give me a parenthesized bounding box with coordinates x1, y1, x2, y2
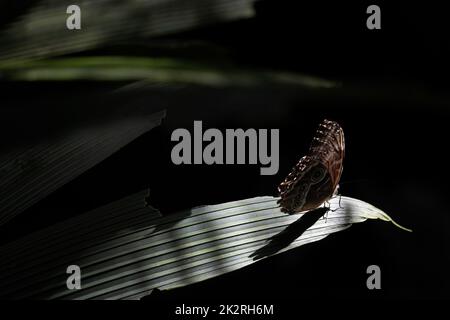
(277, 119, 345, 214)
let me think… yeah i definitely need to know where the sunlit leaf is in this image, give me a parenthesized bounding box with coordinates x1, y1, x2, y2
(0, 192, 410, 300)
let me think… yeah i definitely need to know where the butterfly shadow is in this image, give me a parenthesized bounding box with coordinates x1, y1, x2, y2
(249, 207, 329, 261)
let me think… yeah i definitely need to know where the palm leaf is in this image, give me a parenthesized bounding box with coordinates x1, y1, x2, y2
(0, 110, 165, 226)
(0, 191, 410, 300)
(0, 56, 337, 89)
(0, 0, 257, 60)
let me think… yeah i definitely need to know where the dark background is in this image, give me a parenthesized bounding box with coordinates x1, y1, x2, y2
(1, 0, 449, 301)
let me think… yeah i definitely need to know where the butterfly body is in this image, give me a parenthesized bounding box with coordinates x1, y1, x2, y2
(278, 120, 345, 214)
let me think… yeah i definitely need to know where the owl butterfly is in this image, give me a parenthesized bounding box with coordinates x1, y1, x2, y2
(278, 119, 345, 214)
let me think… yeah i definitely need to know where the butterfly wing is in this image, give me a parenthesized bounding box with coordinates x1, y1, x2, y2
(277, 119, 345, 214)
(309, 119, 345, 194)
(277, 155, 318, 213)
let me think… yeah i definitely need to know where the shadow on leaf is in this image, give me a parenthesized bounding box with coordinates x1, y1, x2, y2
(250, 207, 329, 260)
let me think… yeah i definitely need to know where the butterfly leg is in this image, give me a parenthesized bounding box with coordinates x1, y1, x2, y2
(323, 201, 331, 222)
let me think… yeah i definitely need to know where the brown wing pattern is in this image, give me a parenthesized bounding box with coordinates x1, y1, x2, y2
(277, 119, 345, 214)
